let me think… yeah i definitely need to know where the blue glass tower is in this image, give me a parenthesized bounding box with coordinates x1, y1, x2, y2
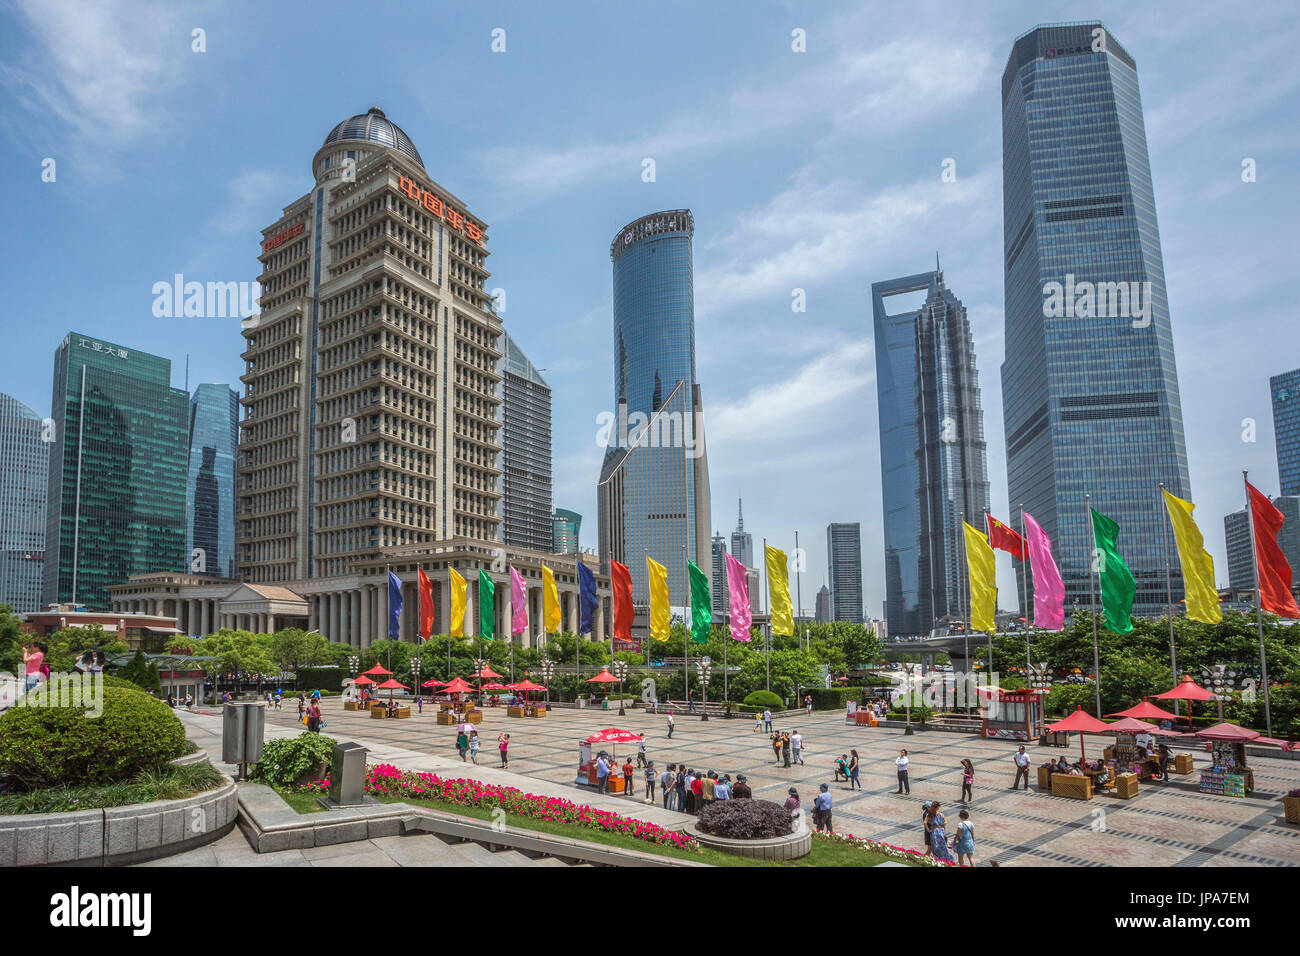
(0, 393, 49, 613)
(187, 384, 238, 579)
(1001, 23, 1191, 617)
(1270, 368, 1300, 496)
(597, 210, 711, 604)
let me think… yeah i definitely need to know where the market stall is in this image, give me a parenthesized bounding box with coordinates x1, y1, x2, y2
(1194, 722, 1260, 796)
(506, 679, 548, 717)
(1041, 707, 1111, 800)
(977, 686, 1046, 741)
(574, 728, 644, 791)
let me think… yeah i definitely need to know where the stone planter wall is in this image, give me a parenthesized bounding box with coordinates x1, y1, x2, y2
(686, 821, 812, 861)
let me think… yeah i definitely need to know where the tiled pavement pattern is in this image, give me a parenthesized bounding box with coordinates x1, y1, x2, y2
(184, 700, 1300, 866)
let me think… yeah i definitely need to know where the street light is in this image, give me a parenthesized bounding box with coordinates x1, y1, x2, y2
(612, 659, 628, 716)
(539, 657, 555, 709)
(901, 662, 917, 735)
(409, 655, 421, 705)
(1203, 664, 1232, 722)
(699, 659, 712, 722)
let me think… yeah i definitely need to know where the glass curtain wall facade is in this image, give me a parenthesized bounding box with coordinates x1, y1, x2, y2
(1271, 369, 1300, 496)
(827, 522, 863, 623)
(44, 333, 189, 609)
(1001, 23, 1191, 617)
(873, 268, 990, 636)
(0, 393, 49, 613)
(501, 332, 553, 553)
(186, 384, 238, 579)
(552, 508, 581, 554)
(598, 210, 710, 602)
(711, 532, 728, 615)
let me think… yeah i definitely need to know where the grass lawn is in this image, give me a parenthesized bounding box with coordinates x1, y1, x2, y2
(272, 787, 326, 814)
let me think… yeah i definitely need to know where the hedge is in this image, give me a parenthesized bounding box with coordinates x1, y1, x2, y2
(297, 666, 343, 693)
(805, 687, 866, 710)
(0, 685, 188, 790)
(743, 690, 784, 710)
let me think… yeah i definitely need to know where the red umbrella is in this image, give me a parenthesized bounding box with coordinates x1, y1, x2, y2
(482, 682, 508, 690)
(585, 669, 619, 683)
(475, 665, 503, 679)
(375, 677, 409, 708)
(511, 679, 547, 692)
(1193, 721, 1259, 741)
(440, 677, 474, 694)
(1045, 706, 1111, 762)
(1155, 675, 1218, 702)
(353, 675, 376, 686)
(421, 679, 444, 688)
(1104, 717, 1164, 734)
(1106, 697, 1180, 722)
(585, 727, 644, 762)
(362, 664, 393, 677)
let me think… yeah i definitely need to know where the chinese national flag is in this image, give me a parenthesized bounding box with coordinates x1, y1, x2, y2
(1246, 482, 1299, 618)
(417, 567, 434, 641)
(986, 514, 1026, 560)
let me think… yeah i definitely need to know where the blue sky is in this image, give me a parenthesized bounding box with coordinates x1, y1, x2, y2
(2, 0, 1297, 618)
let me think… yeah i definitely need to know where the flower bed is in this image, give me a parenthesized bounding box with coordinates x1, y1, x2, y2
(363, 763, 698, 852)
(812, 830, 964, 867)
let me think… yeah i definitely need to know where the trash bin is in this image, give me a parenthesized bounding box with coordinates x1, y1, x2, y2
(601, 699, 609, 711)
(221, 701, 266, 779)
(328, 742, 368, 807)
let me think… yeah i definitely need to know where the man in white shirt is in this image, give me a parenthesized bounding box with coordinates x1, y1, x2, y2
(1012, 745, 1032, 790)
(791, 731, 804, 765)
(763, 709, 773, 732)
(666, 711, 675, 739)
(896, 749, 911, 794)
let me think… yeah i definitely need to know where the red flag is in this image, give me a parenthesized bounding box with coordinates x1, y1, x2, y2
(1246, 481, 1298, 618)
(417, 567, 434, 640)
(986, 514, 1026, 560)
(611, 560, 633, 641)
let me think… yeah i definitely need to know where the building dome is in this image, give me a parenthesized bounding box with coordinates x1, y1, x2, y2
(322, 106, 424, 168)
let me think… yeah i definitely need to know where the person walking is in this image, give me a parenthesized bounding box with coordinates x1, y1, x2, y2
(306, 697, 322, 733)
(849, 749, 862, 790)
(1012, 746, 1031, 790)
(896, 748, 911, 794)
(644, 760, 657, 805)
(952, 809, 975, 866)
(813, 783, 834, 833)
(763, 708, 773, 733)
(469, 730, 482, 765)
(498, 733, 510, 769)
(959, 758, 974, 802)
(753, 710, 763, 732)
(456, 729, 469, 761)
(636, 737, 647, 768)
(666, 711, 675, 739)
(416, 696, 423, 715)
(687, 688, 696, 713)
(781, 732, 792, 768)
(804, 694, 813, 716)
(791, 730, 805, 766)
(595, 751, 611, 795)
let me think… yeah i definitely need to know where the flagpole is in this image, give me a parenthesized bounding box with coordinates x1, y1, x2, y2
(762, 537, 770, 694)
(1019, 504, 1031, 674)
(385, 563, 392, 673)
(1086, 494, 1102, 718)
(795, 530, 803, 653)
(1159, 483, 1180, 719)
(1243, 471, 1274, 736)
(960, 511, 970, 715)
(680, 543, 688, 707)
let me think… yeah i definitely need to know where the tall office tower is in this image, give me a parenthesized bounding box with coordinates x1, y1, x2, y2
(710, 532, 729, 615)
(186, 384, 239, 579)
(238, 107, 502, 583)
(1224, 496, 1300, 594)
(730, 498, 754, 569)
(0, 393, 49, 613)
(501, 332, 552, 552)
(814, 584, 832, 623)
(44, 333, 189, 609)
(826, 522, 864, 623)
(552, 508, 581, 554)
(1271, 369, 1300, 496)
(873, 266, 990, 637)
(1001, 23, 1191, 617)
(597, 210, 711, 604)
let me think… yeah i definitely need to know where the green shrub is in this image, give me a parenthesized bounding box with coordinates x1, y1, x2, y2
(806, 687, 861, 710)
(249, 732, 338, 788)
(743, 690, 784, 710)
(114, 650, 162, 695)
(0, 686, 187, 791)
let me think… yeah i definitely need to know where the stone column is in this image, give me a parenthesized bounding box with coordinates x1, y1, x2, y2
(596, 595, 607, 643)
(359, 587, 370, 649)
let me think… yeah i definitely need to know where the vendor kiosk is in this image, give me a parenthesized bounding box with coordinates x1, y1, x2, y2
(978, 687, 1046, 741)
(1199, 740, 1253, 797)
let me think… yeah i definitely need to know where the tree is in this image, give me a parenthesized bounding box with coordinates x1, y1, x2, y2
(271, 628, 330, 673)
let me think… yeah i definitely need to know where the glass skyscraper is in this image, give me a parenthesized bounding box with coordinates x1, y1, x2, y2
(44, 333, 189, 610)
(501, 332, 553, 553)
(1001, 23, 1191, 617)
(597, 210, 711, 604)
(1271, 368, 1300, 496)
(0, 393, 49, 613)
(186, 384, 238, 579)
(552, 508, 581, 554)
(873, 267, 990, 636)
(827, 522, 864, 623)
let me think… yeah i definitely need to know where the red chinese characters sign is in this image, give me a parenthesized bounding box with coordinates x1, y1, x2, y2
(398, 176, 484, 246)
(262, 221, 305, 253)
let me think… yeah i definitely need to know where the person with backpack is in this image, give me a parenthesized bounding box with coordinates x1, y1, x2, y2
(952, 809, 975, 866)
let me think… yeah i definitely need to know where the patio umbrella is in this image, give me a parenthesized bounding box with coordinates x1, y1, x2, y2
(1155, 675, 1218, 701)
(1193, 721, 1259, 741)
(1106, 697, 1180, 722)
(421, 679, 444, 689)
(362, 663, 393, 677)
(353, 675, 376, 686)
(1044, 705, 1111, 762)
(586, 669, 618, 683)
(475, 665, 504, 679)
(585, 727, 644, 762)
(375, 677, 409, 708)
(1103, 717, 1164, 734)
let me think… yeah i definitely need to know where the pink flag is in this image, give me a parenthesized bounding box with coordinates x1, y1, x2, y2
(1023, 512, 1064, 631)
(509, 567, 528, 636)
(725, 552, 752, 642)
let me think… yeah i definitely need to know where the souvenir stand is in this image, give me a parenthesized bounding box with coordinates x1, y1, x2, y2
(978, 687, 1047, 741)
(1198, 739, 1252, 797)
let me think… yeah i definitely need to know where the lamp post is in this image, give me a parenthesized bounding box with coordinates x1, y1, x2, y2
(409, 655, 421, 706)
(902, 662, 916, 735)
(699, 659, 712, 722)
(1203, 664, 1231, 722)
(612, 659, 628, 716)
(539, 657, 555, 709)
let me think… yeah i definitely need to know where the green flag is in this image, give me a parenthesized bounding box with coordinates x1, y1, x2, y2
(687, 560, 711, 644)
(1091, 508, 1135, 634)
(479, 570, 495, 640)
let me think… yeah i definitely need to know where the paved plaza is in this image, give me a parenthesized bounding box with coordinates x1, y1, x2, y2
(189, 698, 1300, 867)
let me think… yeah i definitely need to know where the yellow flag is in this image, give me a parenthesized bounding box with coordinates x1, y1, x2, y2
(449, 567, 467, 638)
(646, 556, 670, 641)
(765, 544, 794, 637)
(1162, 489, 1222, 624)
(542, 564, 562, 633)
(963, 521, 996, 634)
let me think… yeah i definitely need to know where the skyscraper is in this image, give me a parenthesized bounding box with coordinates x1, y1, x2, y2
(711, 532, 728, 616)
(501, 332, 553, 553)
(814, 584, 832, 623)
(1271, 368, 1300, 496)
(238, 106, 502, 583)
(730, 498, 754, 569)
(186, 384, 238, 579)
(827, 522, 863, 623)
(597, 210, 711, 604)
(0, 393, 49, 613)
(552, 508, 581, 554)
(872, 266, 990, 636)
(44, 333, 189, 609)
(1224, 496, 1300, 594)
(1001, 23, 1191, 617)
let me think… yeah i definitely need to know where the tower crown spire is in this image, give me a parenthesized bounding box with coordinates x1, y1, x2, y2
(736, 497, 744, 532)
